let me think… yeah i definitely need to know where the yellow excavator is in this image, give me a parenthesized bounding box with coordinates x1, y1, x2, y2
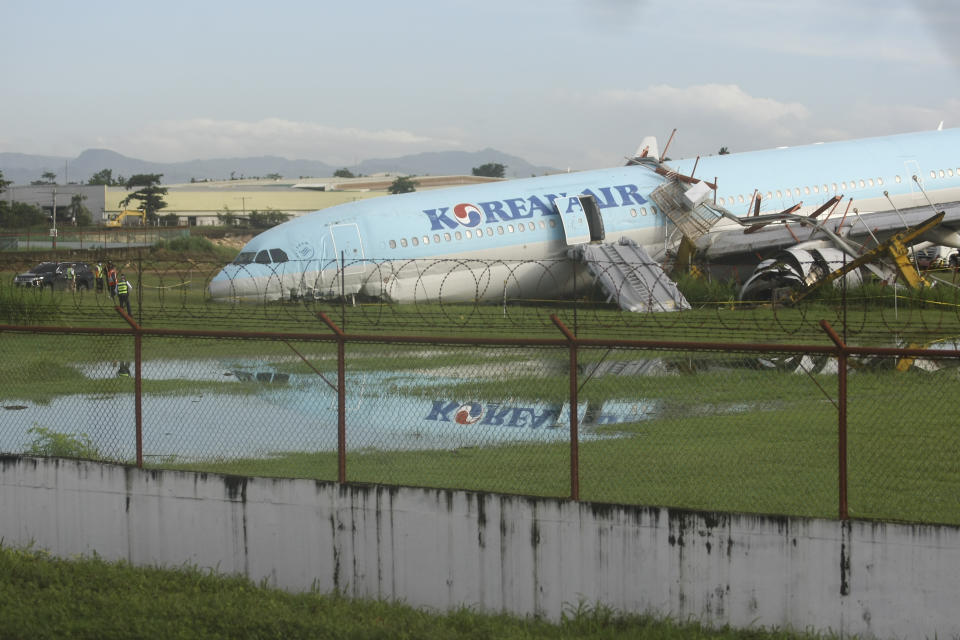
(105, 209, 146, 227)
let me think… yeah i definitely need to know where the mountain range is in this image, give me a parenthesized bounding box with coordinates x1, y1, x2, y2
(0, 148, 559, 186)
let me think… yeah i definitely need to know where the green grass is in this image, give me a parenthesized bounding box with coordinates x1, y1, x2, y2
(0, 545, 842, 640)
(146, 361, 960, 525)
(3, 257, 960, 525)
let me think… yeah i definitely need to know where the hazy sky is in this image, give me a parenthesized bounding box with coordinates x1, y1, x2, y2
(2, 0, 958, 170)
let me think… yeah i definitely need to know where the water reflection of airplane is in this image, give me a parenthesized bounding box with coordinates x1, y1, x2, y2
(580, 350, 960, 378)
(209, 127, 960, 309)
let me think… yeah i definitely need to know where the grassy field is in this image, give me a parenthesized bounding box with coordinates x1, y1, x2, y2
(0, 545, 841, 640)
(3, 255, 960, 525)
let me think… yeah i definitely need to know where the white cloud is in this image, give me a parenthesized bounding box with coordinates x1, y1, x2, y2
(96, 118, 463, 164)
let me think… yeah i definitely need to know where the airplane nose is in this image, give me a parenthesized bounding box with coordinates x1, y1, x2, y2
(208, 265, 264, 301)
(208, 267, 237, 300)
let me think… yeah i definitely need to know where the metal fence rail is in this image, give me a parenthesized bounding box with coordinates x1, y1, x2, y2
(2, 312, 959, 525)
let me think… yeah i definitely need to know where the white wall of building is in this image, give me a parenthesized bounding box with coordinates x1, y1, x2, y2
(1, 456, 957, 639)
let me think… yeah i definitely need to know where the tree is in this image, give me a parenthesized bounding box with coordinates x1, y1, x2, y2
(121, 173, 168, 222)
(333, 168, 355, 179)
(70, 194, 93, 226)
(88, 169, 119, 186)
(31, 171, 57, 186)
(472, 162, 506, 178)
(217, 209, 239, 227)
(388, 175, 418, 194)
(718, 147, 730, 155)
(0, 201, 46, 228)
(247, 209, 290, 229)
(265, 173, 282, 180)
(0, 170, 11, 194)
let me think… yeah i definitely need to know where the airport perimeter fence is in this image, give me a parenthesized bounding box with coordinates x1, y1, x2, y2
(2, 310, 960, 526)
(6, 254, 960, 344)
(0, 227, 187, 252)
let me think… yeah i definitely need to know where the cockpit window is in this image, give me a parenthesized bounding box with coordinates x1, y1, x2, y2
(269, 248, 289, 263)
(233, 252, 256, 265)
(255, 250, 271, 264)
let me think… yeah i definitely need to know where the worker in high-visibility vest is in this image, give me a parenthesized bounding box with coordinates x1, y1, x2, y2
(116, 273, 131, 316)
(65, 265, 76, 292)
(106, 262, 118, 299)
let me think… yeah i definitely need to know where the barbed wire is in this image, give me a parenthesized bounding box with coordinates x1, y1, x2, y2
(4, 255, 960, 342)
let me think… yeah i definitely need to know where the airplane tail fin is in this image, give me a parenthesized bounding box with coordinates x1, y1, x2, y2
(627, 136, 659, 164)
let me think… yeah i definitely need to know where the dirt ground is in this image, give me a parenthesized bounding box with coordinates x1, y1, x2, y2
(209, 234, 254, 250)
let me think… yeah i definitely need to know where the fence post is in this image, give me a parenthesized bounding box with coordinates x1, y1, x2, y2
(551, 315, 580, 501)
(318, 312, 347, 483)
(820, 320, 849, 520)
(116, 306, 143, 468)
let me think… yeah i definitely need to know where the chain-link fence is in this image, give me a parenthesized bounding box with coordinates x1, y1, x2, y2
(3, 316, 959, 525)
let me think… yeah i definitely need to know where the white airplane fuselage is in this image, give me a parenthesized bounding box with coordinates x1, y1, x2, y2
(208, 128, 960, 303)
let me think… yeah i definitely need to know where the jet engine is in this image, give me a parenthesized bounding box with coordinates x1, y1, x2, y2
(739, 246, 865, 302)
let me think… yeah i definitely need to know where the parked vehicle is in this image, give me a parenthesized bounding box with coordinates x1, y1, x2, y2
(13, 261, 96, 290)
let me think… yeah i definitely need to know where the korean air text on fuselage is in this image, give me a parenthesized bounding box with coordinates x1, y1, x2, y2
(421, 182, 650, 231)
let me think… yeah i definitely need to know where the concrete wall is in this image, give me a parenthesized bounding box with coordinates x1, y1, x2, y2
(1, 456, 957, 639)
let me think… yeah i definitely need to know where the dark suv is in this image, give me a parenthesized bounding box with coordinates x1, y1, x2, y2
(13, 261, 96, 291)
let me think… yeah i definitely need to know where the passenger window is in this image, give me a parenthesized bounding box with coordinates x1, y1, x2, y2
(497, 226, 504, 235)
(718, 198, 725, 206)
(539, 221, 546, 229)
(948, 170, 954, 177)
(548, 220, 556, 228)
(412, 237, 419, 246)
(422, 236, 429, 245)
(765, 192, 772, 200)
(776, 190, 782, 198)
(453, 231, 460, 240)
(255, 250, 271, 264)
(804, 186, 811, 195)
(400, 238, 408, 247)
(269, 249, 289, 263)
(507, 224, 514, 232)
(868, 178, 874, 187)
(859, 180, 865, 188)
(877, 177, 884, 185)
(486, 227, 494, 236)
(940, 170, 946, 178)
(434, 234, 441, 243)
(389, 239, 397, 249)
(465, 230, 472, 239)
(895, 175, 902, 183)
(930, 171, 937, 179)
(528, 222, 535, 231)
(738, 195, 745, 203)
(794, 188, 801, 197)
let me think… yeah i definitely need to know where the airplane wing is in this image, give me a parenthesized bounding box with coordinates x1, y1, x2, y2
(696, 200, 960, 262)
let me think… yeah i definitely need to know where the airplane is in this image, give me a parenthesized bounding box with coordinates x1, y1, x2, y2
(208, 126, 960, 310)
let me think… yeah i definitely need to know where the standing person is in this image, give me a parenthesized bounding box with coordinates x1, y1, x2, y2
(94, 262, 104, 293)
(106, 262, 118, 300)
(116, 273, 132, 316)
(65, 264, 76, 292)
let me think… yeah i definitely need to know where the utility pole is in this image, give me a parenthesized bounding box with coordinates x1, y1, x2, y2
(51, 188, 58, 249)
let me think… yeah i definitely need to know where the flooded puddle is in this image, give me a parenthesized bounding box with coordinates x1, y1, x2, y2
(5, 349, 949, 462)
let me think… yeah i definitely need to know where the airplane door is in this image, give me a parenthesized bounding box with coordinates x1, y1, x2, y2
(553, 195, 604, 246)
(330, 223, 365, 274)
